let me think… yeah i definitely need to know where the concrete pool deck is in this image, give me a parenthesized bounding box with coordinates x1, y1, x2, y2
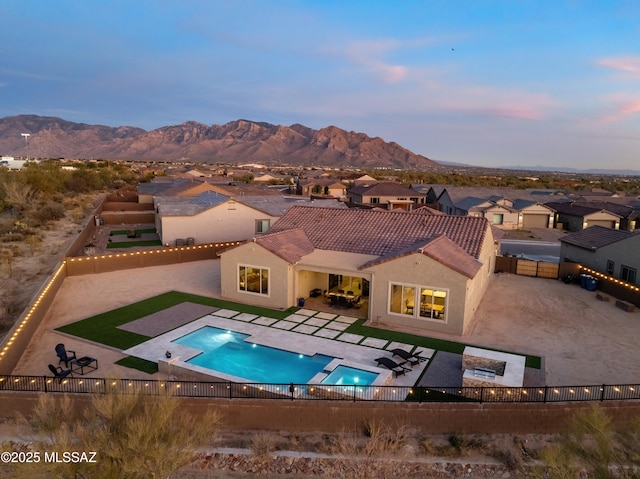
(10, 258, 640, 387)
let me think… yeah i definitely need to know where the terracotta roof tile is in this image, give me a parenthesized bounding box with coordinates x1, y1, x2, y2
(255, 228, 314, 263)
(269, 206, 489, 259)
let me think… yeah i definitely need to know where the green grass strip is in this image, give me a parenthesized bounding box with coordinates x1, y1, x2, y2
(107, 240, 163, 249)
(56, 291, 296, 350)
(115, 356, 159, 374)
(345, 319, 541, 369)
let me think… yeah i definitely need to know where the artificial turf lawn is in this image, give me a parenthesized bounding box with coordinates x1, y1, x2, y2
(56, 291, 297, 350)
(115, 356, 159, 374)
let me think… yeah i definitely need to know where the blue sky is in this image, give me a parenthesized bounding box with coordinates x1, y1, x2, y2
(1, 1, 639, 170)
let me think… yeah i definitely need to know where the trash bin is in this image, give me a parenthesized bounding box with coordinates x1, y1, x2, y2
(579, 274, 589, 289)
(297, 298, 305, 307)
(585, 277, 598, 291)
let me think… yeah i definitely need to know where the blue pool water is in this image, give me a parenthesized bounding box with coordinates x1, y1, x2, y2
(173, 326, 335, 383)
(322, 365, 378, 386)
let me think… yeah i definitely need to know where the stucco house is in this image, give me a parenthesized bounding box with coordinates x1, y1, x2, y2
(155, 191, 346, 246)
(296, 178, 347, 198)
(218, 206, 496, 336)
(559, 226, 640, 284)
(546, 202, 621, 231)
(348, 182, 427, 211)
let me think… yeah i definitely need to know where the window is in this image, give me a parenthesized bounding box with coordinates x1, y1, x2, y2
(389, 283, 447, 321)
(370, 197, 380, 204)
(389, 284, 415, 316)
(238, 265, 269, 295)
(606, 260, 615, 275)
(419, 288, 447, 321)
(255, 219, 270, 234)
(621, 265, 637, 284)
(492, 214, 504, 225)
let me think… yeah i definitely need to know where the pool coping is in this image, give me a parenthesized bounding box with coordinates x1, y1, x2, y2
(123, 311, 396, 388)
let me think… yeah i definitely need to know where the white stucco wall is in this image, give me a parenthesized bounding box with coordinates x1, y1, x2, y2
(159, 201, 278, 245)
(219, 242, 294, 309)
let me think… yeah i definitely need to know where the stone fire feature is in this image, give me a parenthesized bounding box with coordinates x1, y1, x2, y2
(462, 346, 525, 389)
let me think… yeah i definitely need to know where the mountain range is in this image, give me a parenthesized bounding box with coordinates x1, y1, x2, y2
(0, 115, 437, 169)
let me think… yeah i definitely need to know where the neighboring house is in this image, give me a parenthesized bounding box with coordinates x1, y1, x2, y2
(348, 182, 427, 211)
(513, 200, 556, 229)
(572, 201, 640, 231)
(296, 178, 347, 198)
(218, 206, 496, 336)
(155, 191, 346, 246)
(414, 186, 561, 224)
(546, 202, 621, 231)
(559, 226, 640, 284)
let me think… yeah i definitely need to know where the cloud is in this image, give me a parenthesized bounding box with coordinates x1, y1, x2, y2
(342, 38, 428, 84)
(599, 94, 640, 123)
(425, 85, 560, 121)
(597, 56, 640, 79)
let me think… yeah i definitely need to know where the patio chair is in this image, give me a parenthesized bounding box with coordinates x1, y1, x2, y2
(48, 364, 72, 382)
(55, 343, 77, 368)
(374, 357, 411, 378)
(390, 348, 427, 366)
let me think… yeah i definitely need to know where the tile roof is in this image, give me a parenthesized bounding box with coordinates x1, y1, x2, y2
(545, 201, 615, 217)
(255, 228, 314, 263)
(268, 205, 489, 259)
(156, 190, 230, 216)
(362, 235, 482, 278)
(236, 196, 348, 216)
(559, 225, 634, 250)
(349, 182, 426, 197)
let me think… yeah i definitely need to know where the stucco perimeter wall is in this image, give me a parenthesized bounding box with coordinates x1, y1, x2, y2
(3, 393, 640, 435)
(220, 243, 294, 310)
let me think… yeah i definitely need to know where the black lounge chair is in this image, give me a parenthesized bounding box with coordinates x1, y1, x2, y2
(55, 343, 76, 368)
(375, 357, 410, 377)
(48, 364, 72, 382)
(390, 348, 428, 366)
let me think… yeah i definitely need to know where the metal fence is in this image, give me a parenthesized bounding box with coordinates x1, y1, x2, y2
(2, 375, 639, 403)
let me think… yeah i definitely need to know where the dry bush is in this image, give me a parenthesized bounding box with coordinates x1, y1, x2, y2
(250, 432, 279, 458)
(325, 419, 409, 479)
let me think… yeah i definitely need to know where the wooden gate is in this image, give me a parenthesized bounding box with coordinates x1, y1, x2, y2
(515, 259, 559, 279)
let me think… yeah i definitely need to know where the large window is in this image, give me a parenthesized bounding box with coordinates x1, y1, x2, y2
(238, 265, 269, 295)
(419, 288, 447, 320)
(389, 283, 447, 321)
(389, 284, 416, 315)
(492, 214, 504, 225)
(621, 265, 637, 284)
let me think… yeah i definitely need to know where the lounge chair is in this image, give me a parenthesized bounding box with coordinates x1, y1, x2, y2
(55, 343, 76, 368)
(48, 364, 72, 382)
(374, 357, 411, 377)
(390, 348, 427, 366)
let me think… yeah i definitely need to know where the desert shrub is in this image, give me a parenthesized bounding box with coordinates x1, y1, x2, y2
(0, 232, 24, 243)
(250, 432, 279, 458)
(31, 201, 65, 223)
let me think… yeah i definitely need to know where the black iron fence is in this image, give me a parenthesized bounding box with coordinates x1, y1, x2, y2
(2, 375, 640, 403)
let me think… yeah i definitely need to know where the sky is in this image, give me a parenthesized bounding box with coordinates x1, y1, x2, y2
(1, 1, 639, 171)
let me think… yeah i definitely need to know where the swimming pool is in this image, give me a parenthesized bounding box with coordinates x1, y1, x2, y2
(173, 326, 335, 384)
(321, 365, 379, 386)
